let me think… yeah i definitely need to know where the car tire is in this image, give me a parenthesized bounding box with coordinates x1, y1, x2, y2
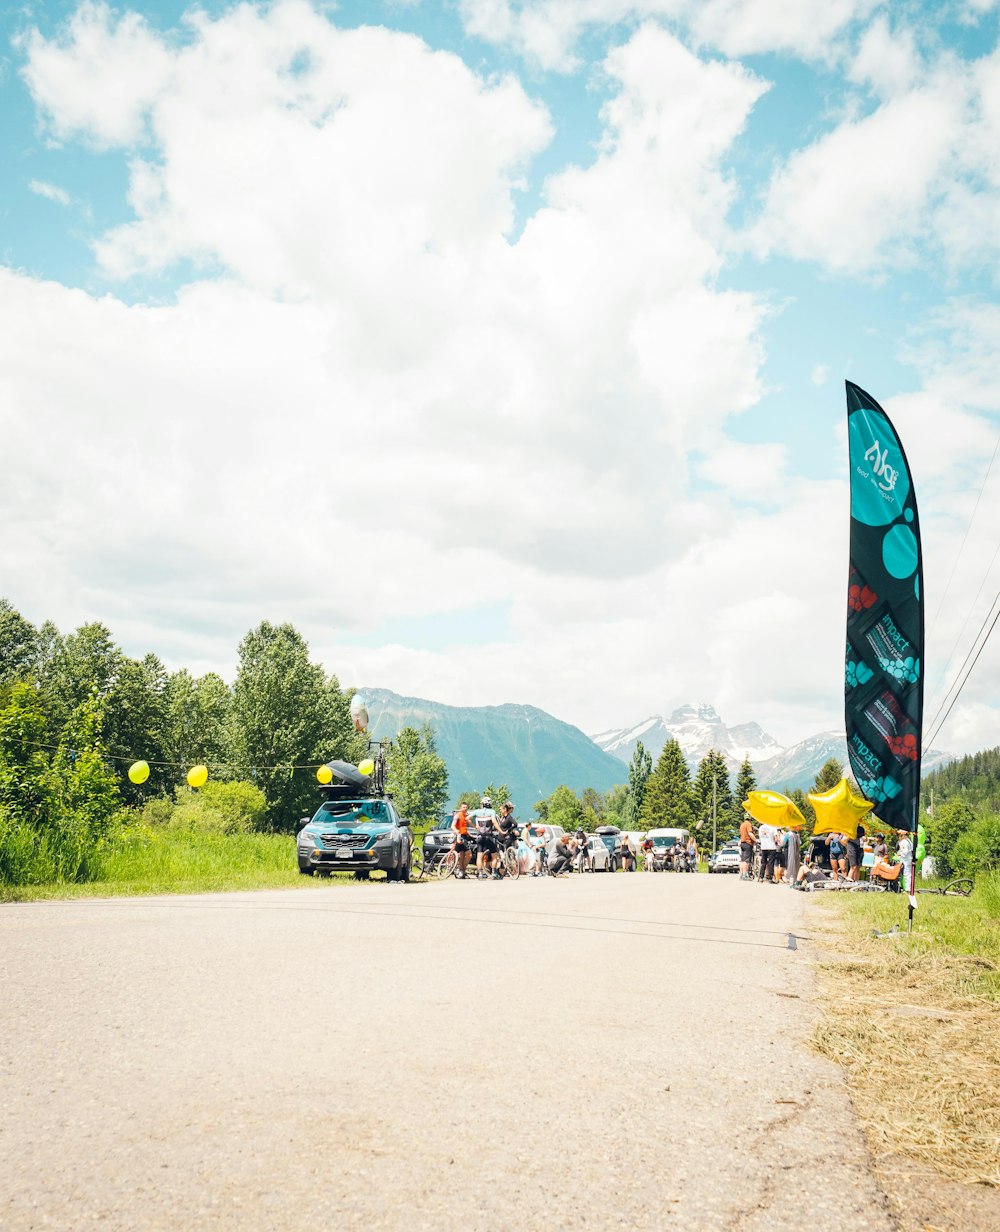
(353, 870, 370, 881)
(399, 848, 411, 883)
(299, 867, 314, 876)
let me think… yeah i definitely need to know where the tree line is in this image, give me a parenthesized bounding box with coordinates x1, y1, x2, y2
(0, 599, 454, 885)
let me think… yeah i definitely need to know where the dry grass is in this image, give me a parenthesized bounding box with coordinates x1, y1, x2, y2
(810, 882, 1000, 1192)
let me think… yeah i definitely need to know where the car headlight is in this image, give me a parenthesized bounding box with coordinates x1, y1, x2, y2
(298, 832, 317, 848)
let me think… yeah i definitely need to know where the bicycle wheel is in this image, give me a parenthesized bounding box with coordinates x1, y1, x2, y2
(410, 849, 425, 880)
(504, 847, 520, 880)
(437, 850, 459, 879)
(945, 878, 974, 897)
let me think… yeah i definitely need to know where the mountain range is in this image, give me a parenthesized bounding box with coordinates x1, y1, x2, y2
(361, 689, 953, 807)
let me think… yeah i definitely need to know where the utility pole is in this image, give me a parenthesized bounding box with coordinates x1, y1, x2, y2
(712, 775, 717, 856)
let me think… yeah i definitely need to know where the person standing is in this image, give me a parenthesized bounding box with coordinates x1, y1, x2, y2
(785, 826, 801, 886)
(772, 829, 786, 883)
(739, 813, 756, 881)
(451, 802, 472, 879)
(846, 822, 866, 882)
(757, 821, 779, 883)
(896, 829, 914, 886)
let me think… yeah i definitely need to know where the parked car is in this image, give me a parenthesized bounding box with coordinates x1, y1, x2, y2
(571, 833, 613, 872)
(708, 840, 741, 874)
(296, 794, 412, 880)
(595, 825, 621, 869)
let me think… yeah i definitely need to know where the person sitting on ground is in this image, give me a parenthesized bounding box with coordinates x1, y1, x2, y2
(549, 835, 573, 877)
(808, 832, 831, 871)
(739, 813, 756, 880)
(451, 802, 472, 879)
(794, 854, 830, 890)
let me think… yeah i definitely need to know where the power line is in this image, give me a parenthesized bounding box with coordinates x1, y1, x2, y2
(926, 587, 1000, 747)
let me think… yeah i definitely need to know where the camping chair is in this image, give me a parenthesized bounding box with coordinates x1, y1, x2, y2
(870, 860, 904, 892)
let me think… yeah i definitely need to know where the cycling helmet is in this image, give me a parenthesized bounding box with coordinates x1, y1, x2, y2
(481, 795, 492, 807)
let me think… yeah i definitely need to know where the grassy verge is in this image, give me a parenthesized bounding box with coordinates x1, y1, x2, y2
(812, 875, 1000, 1190)
(1, 827, 361, 902)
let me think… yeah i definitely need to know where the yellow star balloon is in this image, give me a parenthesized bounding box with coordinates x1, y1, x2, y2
(807, 778, 873, 840)
(742, 790, 808, 830)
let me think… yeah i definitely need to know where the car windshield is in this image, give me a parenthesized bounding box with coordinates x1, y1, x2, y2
(315, 800, 388, 825)
(652, 836, 678, 848)
(597, 834, 617, 849)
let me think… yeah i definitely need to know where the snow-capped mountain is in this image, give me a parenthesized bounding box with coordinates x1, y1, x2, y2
(592, 703, 783, 773)
(594, 706, 953, 792)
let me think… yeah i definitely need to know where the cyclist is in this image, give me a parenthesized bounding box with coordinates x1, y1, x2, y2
(497, 803, 518, 872)
(451, 802, 472, 879)
(475, 807, 500, 879)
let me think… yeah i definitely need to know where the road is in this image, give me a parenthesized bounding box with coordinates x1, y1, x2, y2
(1, 874, 893, 1231)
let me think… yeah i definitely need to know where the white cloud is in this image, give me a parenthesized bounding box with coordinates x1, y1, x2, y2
(753, 39, 1000, 276)
(459, 0, 876, 70)
(4, 9, 785, 730)
(28, 179, 71, 206)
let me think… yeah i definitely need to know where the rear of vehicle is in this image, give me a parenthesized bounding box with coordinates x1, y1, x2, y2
(708, 841, 741, 874)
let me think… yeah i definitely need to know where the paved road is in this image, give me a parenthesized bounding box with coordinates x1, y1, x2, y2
(1, 875, 893, 1231)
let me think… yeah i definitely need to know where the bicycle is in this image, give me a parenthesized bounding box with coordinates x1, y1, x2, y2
(915, 878, 974, 897)
(499, 843, 521, 880)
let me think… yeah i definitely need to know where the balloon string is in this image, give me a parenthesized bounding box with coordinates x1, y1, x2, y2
(3, 735, 331, 773)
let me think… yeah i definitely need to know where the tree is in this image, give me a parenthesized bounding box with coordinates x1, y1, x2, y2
(162, 670, 231, 773)
(729, 753, 753, 842)
(104, 653, 167, 803)
(812, 758, 843, 794)
(386, 725, 448, 827)
(0, 599, 37, 689)
(623, 741, 652, 829)
(580, 787, 604, 829)
(927, 799, 978, 878)
(640, 739, 695, 830)
(229, 621, 363, 829)
(692, 750, 733, 845)
(601, 783, 629, 829)
(543, 784, 584, 831)
(457, 782, 511, 811)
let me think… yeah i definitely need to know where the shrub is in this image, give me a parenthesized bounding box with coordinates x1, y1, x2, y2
(167, 781, 268, 835)
(951, 814, 1000, 879)
(927, 800, 978, 878)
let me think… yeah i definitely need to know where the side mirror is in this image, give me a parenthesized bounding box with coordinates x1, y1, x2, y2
(399, 817, 411, 827)
(295, 817, 310, 835)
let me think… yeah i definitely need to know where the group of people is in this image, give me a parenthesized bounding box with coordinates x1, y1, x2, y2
(737, 813, 914, 890)
(447, 801, 599, 879)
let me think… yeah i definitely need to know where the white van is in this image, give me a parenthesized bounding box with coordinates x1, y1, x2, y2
(645, 828, 692, 852)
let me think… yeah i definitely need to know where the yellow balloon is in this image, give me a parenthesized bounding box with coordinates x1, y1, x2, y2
(187, 764, 209, 789)
(743, 790, 808, 830)
(807, 778, 873, 840)
(316, 765, 333, 784)
(128, 760, 150, 785)
(358, 758, 375, 777)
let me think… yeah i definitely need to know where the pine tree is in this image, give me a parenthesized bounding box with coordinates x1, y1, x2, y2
(623, 741, 652, 828)
(640, 739, 695, 830)
(692, 750, 734, 845)
(732, 756, 757, 840)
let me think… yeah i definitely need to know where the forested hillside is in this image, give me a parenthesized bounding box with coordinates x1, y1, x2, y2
(923, 748, 1000, 814)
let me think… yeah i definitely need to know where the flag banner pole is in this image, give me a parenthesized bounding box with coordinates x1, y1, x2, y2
(843, 382, 925, 930)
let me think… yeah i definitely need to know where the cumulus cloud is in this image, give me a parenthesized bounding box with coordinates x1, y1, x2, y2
(752, 36, 1000, 276)
(459, 0, 876, 70)
(4, 6, 783, 727)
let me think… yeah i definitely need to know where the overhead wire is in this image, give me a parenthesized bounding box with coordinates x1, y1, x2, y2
(926, 583, 1000, 747)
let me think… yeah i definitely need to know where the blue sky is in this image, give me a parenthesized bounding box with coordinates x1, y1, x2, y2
(2, 0, 999, 755)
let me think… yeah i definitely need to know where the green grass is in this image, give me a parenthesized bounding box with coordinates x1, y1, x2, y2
(0, 827, 366, 902)
(829, 873, 1000, 998)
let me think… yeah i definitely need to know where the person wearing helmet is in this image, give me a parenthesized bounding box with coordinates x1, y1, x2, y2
(481, 795, 492, 808)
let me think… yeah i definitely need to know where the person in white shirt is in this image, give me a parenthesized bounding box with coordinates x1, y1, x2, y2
(895, 829, 914, 888)
(757, 822, 779, 883)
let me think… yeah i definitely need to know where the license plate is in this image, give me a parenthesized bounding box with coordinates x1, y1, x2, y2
(336, 847, 354, 858)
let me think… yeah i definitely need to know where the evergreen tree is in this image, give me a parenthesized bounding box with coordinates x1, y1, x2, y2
(692, 750, 734, 845)
(732, 756, 757, 840)
(623, 741, 652, 829)
(812, 758, 843, 794)
(640, 739, 695, 830)
(386, 724, 449, 827)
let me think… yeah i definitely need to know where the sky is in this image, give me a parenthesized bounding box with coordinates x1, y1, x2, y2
(2, 0, 999, 756)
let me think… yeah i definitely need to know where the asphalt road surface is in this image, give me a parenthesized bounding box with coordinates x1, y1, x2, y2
(1, 873, 894, 1231)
